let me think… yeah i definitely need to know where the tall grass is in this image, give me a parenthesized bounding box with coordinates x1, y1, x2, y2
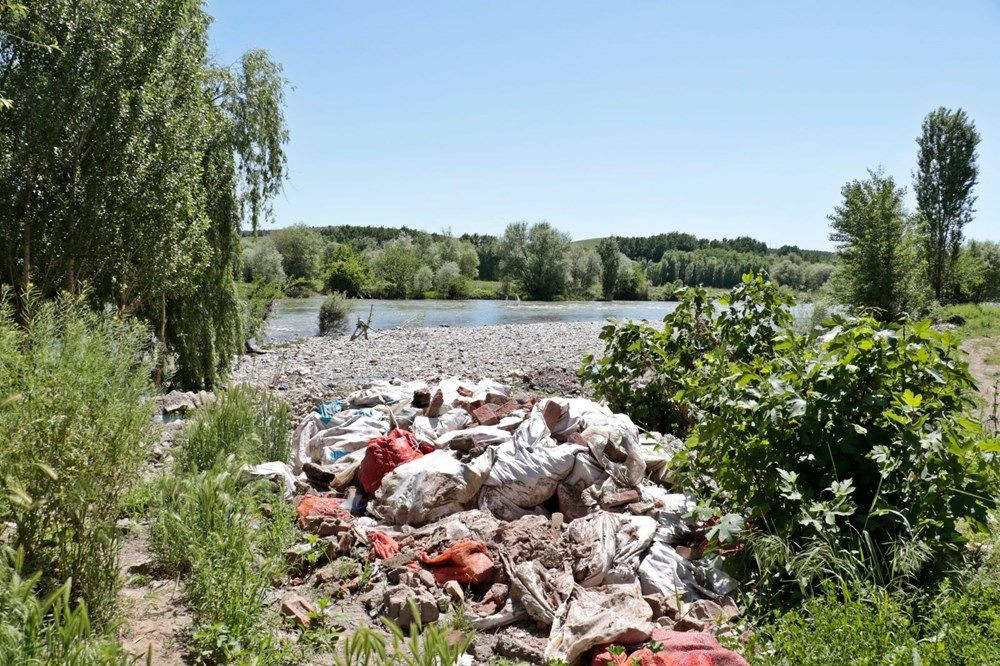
(0, 292, 152, 627)
(178, 385, 290, 472)
(0, 548, 133, 665)
(147, 388, 301, 663)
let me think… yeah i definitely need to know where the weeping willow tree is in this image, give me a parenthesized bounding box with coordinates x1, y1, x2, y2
(0, 0, 288, 388)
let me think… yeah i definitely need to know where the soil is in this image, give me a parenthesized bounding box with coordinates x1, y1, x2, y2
(962, 338, 1000, 426)
(117, 524, 191, 665)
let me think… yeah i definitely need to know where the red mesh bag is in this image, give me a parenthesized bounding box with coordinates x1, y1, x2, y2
(358, 429, 431, 494)
(418, 539, 495, 585)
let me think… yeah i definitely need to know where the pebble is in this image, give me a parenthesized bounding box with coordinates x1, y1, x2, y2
(231, 321, 606, 413)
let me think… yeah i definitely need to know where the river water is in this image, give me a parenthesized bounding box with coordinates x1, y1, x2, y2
(264, 297, 687, 342)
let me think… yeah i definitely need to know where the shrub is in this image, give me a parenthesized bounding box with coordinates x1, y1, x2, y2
(412, 265, 434, 295)
(238, 280, 283, 343)
(323, 252, 374, 297)
(0, 292, 152, 626)
(434, 261, 469, 299)
(283, 277, 317, 298)
(583, 275, 1000, 592)
(319, 292, 351, 336)
(0, 548, 132, 665)
(177, 385, 291, 474)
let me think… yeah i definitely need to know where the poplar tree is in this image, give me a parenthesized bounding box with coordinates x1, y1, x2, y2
(914, 107, 980, 301)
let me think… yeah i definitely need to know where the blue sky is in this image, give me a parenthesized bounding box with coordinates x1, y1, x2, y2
(207, 1, 1000, 250)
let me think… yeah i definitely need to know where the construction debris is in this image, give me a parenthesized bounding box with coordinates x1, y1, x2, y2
(272, 377, 742, 664)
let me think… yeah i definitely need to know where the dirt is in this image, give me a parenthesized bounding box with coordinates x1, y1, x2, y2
(962, 338, 1000, 427)
(494, 514, 571, 570)
(117, 525, 191, 665)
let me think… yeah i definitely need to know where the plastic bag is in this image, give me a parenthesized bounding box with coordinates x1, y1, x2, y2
(418, 539, 495, 584)
(545, 583, 653, 664)
(369, 449, 495, 525)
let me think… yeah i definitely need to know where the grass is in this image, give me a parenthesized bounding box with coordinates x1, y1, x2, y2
(937, 303, 1000, 340)
(142, 387, 339, 664)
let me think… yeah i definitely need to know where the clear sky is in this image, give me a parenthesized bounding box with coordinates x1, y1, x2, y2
(207, 1, 1000, 250)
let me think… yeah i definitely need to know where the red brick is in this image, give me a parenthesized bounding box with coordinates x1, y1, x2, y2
(281, 592, 317, 629)
(472, 404, 500, 426)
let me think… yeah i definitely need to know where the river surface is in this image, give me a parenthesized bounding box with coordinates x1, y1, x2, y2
(265, 297, 687, 342)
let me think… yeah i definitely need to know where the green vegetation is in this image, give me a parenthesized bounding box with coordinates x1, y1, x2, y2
(584, 275, 1000, 664)
(498, 221, 573, 299)
(319, 293, 352, 336)
(0, 293, 152, 627)
(937, 303, 1000, 340)
(144, 388, 324, 664)
(0, 2, 289, 390)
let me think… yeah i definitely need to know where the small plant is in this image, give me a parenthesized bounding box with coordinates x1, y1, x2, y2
(319, 292, 351, 336)
(0, 548, 132, 664)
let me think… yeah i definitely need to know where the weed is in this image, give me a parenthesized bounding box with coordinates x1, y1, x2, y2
(0, 291, 153, 626)
(178, 385, 290, 472)
(0, 548, 132, 665)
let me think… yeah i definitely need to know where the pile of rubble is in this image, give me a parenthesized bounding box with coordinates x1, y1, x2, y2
(252, 378, 749, 665)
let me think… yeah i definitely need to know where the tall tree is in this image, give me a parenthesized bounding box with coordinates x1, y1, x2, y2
(828, 169, 923, 321)
(0, 0, 288, 388)
(597, 238, 620, 300)
(914, 107, 980, 301)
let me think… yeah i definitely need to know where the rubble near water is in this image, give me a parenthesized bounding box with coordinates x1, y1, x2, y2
(259, 375, 751, 665)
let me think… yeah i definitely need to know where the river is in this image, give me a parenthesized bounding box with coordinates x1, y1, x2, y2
(264, 297, 689, 342)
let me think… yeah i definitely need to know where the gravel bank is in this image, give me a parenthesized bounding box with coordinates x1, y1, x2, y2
(231, 321, 606, 413)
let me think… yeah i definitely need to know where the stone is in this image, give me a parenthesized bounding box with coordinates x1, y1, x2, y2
(280, 592, 318, 629)
(496, 633, 546, 663)
(383, 584, 439, 627)
(412, 387, 431, 408)
(436, 596, 450, 612)
(675, 544, 704, 560)
(415, 568, 438, 589)
(302, 461, 337, 487)
(156, 390, 197, 414)
(542, 400, 565, 430)
(643, 593, 682, 620)
(493, 399, 520, 419)
(443, 580, 464, 604)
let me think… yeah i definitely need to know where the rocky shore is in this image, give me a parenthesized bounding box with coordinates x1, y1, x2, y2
(230, 321, 607, 413)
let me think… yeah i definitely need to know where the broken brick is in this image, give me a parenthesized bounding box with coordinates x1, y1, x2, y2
(600, 488, 640, 509)
(280, 592, 317, 629)
(425, 389, 445, 417)
(472, 403, 500, 426)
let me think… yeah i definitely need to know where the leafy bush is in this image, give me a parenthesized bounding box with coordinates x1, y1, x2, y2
(319, 292, 351, 336)
(0, 548, 132, 665)
(583, 275, 1000, 591)
(322, 249, 374, 297)
(271, 225, 325, 280)
(238, 280, 283, 343)
(434, 261, 469, 299)
(0, 293, 152, 626)
(331, 611, 473, 666)
(177, 386, 290, 473)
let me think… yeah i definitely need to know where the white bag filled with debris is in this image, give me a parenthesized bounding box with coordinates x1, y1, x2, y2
(436, 426, 512, 450)
(346, 381, 423, 407)
(290, 409, 389, 473)
(482, 410, 584, 510)
(505, 557, 575, 625)
(369, 449, 495, 526)
(537, 397, 613, 438)
(412, 408, 473, 443)
(244, 461, 296, 500)
(638, 538, 738, 601)
(579, 413, 646, 487)
(556, 452, 608, 520)
(565, 512, 657, 587)
(544, 583, 653, 664)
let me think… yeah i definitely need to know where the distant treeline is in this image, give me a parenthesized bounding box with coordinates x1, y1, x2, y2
(250, 225, 832, 288)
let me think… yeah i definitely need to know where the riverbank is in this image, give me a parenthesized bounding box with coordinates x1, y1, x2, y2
(232, 321, 605, 413)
